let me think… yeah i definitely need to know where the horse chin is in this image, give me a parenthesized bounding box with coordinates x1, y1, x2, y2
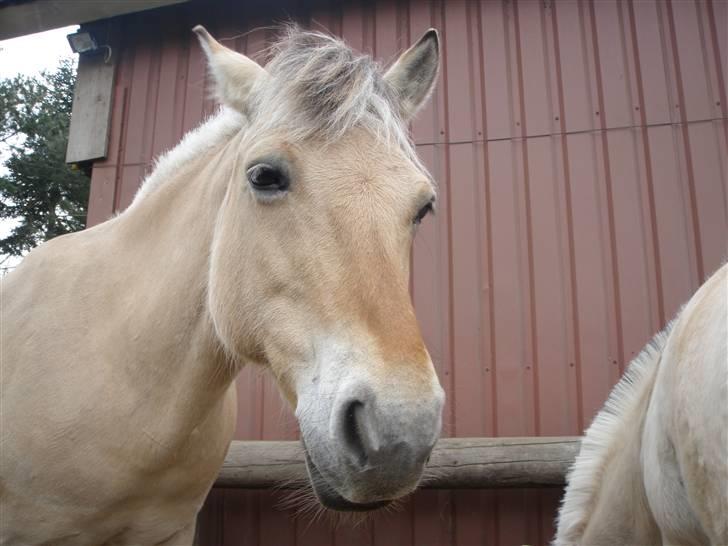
(302, 446, 392, 512)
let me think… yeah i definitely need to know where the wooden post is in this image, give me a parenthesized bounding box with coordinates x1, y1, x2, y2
(214, 437, 580, 490)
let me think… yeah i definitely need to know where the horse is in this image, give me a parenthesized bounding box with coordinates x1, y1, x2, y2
(554, 263, 727, 545)
(0, 25, 445, 545)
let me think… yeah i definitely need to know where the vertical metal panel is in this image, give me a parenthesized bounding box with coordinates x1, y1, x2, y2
(632, 0, 673, 125)
(84, 0, 727, 544)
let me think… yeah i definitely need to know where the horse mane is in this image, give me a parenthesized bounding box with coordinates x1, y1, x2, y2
(133, 108, 245, 203)
(133, 26, 418, 204)
(554, 324, 674, 544)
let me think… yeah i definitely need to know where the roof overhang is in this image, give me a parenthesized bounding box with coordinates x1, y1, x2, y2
(0, 0, 191, 40)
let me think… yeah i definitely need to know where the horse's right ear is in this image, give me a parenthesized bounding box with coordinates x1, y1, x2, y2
(193, 26, 267, 114)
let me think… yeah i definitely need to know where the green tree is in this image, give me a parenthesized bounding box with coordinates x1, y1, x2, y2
(0, 58, 90, 258)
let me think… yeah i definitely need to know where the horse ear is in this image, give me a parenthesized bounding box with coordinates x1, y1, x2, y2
(193, 25, 267, 113)
(384, 29, 440, 121)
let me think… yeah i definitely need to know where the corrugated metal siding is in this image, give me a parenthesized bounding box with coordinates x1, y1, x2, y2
(85, 0, 727, 544)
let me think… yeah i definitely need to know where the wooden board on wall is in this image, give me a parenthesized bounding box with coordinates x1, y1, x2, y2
(66, 47, 116, 164)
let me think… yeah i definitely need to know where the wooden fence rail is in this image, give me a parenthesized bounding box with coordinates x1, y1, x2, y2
(214, 437, 581, 490)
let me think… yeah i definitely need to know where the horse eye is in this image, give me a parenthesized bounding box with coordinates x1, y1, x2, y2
(414, 201, 434, 225)
(246, 163, 290, 193)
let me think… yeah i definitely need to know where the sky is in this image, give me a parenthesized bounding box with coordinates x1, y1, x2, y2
(0, 25, 78, 271)
(0, 25, 78, 78)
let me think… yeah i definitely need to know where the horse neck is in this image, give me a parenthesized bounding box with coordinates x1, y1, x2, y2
(105, 127, 243, 427)
(580, 401, 661, 545)
(556, 338, 667, 546)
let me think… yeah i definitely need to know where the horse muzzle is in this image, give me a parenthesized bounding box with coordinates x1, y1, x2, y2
(298, 377, 444, 511)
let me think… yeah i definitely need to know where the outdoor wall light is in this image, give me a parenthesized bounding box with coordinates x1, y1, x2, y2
(66, 30, 99, 54)
(67, 30, 112, 62)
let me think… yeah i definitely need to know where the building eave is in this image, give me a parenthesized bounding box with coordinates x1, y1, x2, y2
(0, 0, 191, 40)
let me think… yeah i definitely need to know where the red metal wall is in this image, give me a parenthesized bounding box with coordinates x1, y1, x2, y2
(85, 0, 727, 544)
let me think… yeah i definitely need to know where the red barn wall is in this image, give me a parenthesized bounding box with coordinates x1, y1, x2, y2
(84, 0, 727, 544)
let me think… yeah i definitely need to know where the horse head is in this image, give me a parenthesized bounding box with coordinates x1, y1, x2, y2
(195, 26, 445, 511)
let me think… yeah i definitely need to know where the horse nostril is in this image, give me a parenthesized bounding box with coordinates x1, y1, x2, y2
(342, 400, 368, 467)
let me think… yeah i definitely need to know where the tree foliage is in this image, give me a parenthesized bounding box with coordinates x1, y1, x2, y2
(0, 58, 90, 257)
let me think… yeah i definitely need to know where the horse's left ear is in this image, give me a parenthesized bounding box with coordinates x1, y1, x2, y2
(384, 29, 440, 121)
(193, 25, 268, 114)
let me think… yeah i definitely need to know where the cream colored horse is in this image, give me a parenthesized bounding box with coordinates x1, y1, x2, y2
(0, 26, 445, 545)
(555, 264, 727, 545)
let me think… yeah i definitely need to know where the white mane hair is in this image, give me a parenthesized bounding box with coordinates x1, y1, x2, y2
(132, 108, 245, 203)
(133, 26, 422, 204)
(554, 324, 674, 544)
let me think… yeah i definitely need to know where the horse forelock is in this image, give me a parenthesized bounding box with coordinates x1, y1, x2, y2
(554, 325, 673, 545)
(249, 26, 408, 145)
